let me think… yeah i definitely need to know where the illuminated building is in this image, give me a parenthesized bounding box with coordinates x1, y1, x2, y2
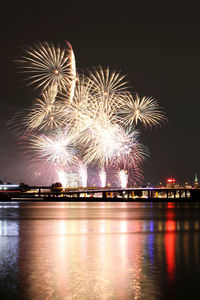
(166, 178, 176, 188)
(65, 172, 81, 188)
(184, 182, 192, 188)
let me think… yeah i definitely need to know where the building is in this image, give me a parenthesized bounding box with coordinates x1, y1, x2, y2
(166, 178, 176, 188)
(65, 172, 81, 188)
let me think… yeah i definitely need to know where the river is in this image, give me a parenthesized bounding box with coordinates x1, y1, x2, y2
(0, 201, 199, 299)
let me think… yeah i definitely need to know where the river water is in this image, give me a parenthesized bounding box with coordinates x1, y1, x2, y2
(0, 201, 200, 300)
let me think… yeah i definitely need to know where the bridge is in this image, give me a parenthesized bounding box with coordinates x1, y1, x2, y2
(1, 186, 200, 201)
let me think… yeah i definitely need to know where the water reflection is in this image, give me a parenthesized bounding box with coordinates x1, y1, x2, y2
(0, 203, 19, 299)
(0, 202, 200, 299)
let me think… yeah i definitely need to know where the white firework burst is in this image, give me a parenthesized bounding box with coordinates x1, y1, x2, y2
(58, 75, 93, 134)
(29, 129, 78, 167)
(18, 41, 74, 91)
(87, 67, 128, 104)
(119, 93, 167, 128)
(24, 87, 67, 131)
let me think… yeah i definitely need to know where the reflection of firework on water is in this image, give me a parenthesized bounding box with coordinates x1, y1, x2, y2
(18, 41, 74, 91)
(12, 41, 167, 187)
(118, 93, 167, 128)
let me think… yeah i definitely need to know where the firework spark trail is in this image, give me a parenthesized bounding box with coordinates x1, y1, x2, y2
(99, 168, 106, 188)
(57, 169, 67, 187)
(119, 170, 128, 188)
(66, 41, 77, 103)
(78, 162, 88, 187)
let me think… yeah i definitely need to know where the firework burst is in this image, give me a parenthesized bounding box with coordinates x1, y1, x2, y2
(118, 93, 167, 128)
(24, 88, 67, 132)
(108, 128, 148, 185)
(18, 41, 74, 91)
(59, 76, 93, 134)
(80, 115, 122, 167)
(88, 67, 128, 96)
(87, 67, 128, 112)
(28, 129, 78, 167)
(11, 41, 167, 187)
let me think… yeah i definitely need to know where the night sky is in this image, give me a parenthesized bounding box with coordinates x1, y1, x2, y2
(0, 1, 199, 185)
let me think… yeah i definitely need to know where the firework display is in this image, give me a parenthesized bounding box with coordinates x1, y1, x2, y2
(17, 41, 75, 92)
(14, 41, 167, 187)
(118, 93, 167, 128)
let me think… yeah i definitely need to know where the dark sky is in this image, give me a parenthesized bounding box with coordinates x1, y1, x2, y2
(0, 1, 199, 185)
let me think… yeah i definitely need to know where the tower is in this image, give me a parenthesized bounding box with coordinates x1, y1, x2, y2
(194, 172, 199, 188)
